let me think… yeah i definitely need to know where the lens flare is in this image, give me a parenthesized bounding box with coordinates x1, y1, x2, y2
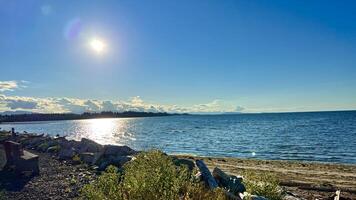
(64, 18, 82, 40)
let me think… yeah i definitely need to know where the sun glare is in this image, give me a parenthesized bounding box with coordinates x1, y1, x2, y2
(89, 38, 106, 54)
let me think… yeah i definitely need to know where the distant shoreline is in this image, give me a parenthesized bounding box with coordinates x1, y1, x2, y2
(194, 109, 356, 115)
(0, 111, 188, 123)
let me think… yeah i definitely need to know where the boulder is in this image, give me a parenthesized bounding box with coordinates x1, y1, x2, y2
(58, 147, 75, 159)
(79, 152, 96, 165)
(47, 139, 58, 147)
(26, 137, 47, 148)
(55, 137, 69, 146)
(36, 139, 58, 152)
(103, 145, 136, 156)
(97, 155, 132, 170)
(98, 160, 111, 170)
(58, 139, 81, 152)
(78, 138, 103, 153)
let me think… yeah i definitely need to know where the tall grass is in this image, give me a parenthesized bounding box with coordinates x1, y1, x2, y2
(81, 150, 227, 200)
(242, 170, 283, 200)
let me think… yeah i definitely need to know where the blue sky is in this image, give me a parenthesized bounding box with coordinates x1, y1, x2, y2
(0, 0, 355, 113)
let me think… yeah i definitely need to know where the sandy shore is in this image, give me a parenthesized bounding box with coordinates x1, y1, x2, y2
(178, 155, 356, 199)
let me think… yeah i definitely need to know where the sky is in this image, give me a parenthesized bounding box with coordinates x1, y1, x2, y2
(0, 0, 356, 114)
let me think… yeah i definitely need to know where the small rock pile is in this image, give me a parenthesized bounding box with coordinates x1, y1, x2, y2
(0, 132, 137, 171)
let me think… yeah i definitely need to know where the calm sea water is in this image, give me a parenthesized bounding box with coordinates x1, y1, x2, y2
(1, 111, 356, 164)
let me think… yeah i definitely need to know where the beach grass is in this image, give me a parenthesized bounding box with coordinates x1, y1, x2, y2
(80, 150, 228, 200)
(80, 150, 285, 200)
(242, 170, 283, 200)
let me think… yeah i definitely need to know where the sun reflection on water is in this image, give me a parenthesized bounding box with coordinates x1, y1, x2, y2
(68, 118, 136, 145)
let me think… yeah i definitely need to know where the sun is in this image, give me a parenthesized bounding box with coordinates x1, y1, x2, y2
(89, 38, 106, 54)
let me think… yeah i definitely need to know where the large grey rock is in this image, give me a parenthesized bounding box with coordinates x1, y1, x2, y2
(27, 137, 47, 148)
(103, 145, 136, 156)
(36, 139, 58, 152)
(78, 138, 103, 153)
(97, 155, 132, 170)
(58, 147, 75, 159)
(58, 139, 81, 153)
(79, 152, 96, 165)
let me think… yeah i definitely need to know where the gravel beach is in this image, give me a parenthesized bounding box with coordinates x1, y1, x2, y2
(0, 150, 97, 200)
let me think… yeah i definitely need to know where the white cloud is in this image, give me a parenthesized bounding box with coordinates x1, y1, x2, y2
(0, 80, 28, 92)
(0, 94, 245, 114)
(0, 81, 19, 92)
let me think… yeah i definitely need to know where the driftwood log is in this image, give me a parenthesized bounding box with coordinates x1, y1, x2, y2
(213, 167, 246, 194)
(195, 160, 242, 200)
(195, 159, 219, 189)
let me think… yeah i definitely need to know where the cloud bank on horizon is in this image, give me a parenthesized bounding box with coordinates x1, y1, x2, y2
(0, 80, 243, 114)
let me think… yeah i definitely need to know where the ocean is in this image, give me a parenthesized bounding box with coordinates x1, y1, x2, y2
(1, 111, 355, 164)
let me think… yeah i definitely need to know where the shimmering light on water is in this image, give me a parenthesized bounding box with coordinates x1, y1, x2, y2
(1, 111, 356, 164)
(66, 118, 137, 145)
(64, 118, 132, 145)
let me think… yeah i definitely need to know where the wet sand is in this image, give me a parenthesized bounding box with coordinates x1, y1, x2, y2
(178, 155, 356, 199)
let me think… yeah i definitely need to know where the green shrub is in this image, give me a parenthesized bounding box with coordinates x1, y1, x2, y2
(81, 150, 227, 200)
(242, 171, 283, 200)
(81, 165, 122, 200)
(121, 150, 190, 199)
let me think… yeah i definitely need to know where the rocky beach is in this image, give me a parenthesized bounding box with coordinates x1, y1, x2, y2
(0, 131, 355, 200)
